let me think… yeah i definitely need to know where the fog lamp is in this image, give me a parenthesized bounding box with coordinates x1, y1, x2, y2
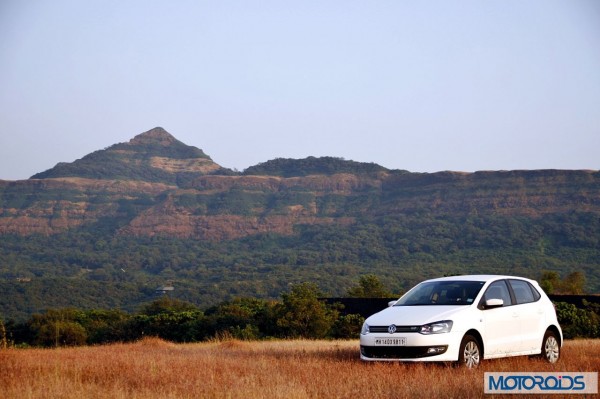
(427, 346, 446, 354)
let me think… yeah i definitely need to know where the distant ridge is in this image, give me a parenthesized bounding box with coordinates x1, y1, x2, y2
(243, 156, 397, 177)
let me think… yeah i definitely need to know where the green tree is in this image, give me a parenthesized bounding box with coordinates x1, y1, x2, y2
(554, 301, 599, 339)
(36, 320, 88, 347)
(562, 271, 586, 294)
(127, 298, 205, 342)
(540, 271, 561, 294)
(126, 310, 204, 343)
(26, 308, 88, 347)
(346, 274, 393, 298)
(205, 298, 276, 340)
(139, 297, 200, 316)
(331, 313, 364, 339)
(77, 309, 131, 344)
(275, 283, 337, 338)
(540, 270, 586, 294)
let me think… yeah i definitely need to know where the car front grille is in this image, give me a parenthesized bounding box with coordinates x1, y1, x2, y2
(369, 325, 421, 333)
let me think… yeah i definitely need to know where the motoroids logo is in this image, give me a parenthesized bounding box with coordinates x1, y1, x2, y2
(485, 372, 598, 394)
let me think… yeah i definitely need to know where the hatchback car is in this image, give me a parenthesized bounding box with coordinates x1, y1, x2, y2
(360, 275, 562, 367)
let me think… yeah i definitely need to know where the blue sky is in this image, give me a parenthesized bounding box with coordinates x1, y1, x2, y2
(1, 0, 599, 180)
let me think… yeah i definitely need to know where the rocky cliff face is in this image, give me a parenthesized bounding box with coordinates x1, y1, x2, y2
(0, 177, 176, 235)
(1, 128, 599, 240)
(118, 196, 353, 241)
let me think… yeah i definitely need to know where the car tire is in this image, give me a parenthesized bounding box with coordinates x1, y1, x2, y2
(458, 334, 481, 368)
(541, 330, 560, 363)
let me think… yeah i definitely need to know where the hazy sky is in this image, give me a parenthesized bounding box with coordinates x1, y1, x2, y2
(1, 0, 599, 180)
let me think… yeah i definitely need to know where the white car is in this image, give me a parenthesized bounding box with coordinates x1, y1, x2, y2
(360, 275, 562, 367)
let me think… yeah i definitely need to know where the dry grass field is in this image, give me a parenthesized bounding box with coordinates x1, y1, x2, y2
(1, 338, 599, 399)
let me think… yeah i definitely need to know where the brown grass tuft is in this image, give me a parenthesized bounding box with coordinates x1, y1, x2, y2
(134, 336, 176, 348)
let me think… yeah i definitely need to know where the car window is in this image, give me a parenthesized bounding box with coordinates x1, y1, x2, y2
(395, 280, 485, 306)
(483, 280, 512, 307)
(531, 283, 542, 301)
(509, 279, 536, 304)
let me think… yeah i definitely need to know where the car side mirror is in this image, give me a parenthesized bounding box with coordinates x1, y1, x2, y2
(388, 300, 398, 307)
(485, 298, 504, 308)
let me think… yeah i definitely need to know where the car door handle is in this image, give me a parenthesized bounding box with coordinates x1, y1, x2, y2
(512, 312, 519, 318)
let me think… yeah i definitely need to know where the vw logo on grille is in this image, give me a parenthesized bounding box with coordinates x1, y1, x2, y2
(388, 324, 397, 334)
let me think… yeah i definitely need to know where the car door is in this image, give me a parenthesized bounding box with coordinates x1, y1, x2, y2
(480, 280, 522, 357)
(508, 279, 545, 353)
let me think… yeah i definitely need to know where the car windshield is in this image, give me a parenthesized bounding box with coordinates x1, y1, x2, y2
(394, 280, 485, 306)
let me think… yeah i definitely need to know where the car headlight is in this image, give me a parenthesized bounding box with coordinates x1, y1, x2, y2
(419, 320, 453, 334)
(361, 322, 370, 335)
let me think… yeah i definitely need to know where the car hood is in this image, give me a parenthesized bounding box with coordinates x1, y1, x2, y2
(365, 305, 469, 326)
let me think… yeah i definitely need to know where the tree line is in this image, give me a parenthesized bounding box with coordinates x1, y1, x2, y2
(1, 278, 386, 347)
(1, 274, 598, 348)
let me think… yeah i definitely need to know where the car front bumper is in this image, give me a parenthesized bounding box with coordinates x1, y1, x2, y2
(360, 331, 463, 362)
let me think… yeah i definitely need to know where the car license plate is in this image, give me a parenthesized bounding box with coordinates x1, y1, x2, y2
(374, 337, 407, 346)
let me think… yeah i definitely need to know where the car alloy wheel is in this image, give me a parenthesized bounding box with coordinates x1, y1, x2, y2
(542, 331, 560, 363)
(459, 335, 481, 368)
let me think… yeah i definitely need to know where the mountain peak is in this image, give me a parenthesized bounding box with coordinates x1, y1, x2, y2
(129, 127, 177, 146)
(31, 127, 232, 183)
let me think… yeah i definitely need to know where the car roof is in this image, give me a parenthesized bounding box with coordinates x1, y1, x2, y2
(423, 274, 535, 284)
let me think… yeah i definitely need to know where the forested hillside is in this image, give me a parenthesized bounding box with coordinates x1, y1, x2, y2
(1, 128, 599, 320)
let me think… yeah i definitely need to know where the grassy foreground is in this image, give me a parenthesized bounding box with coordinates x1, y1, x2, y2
(1, 338, 599, 399)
